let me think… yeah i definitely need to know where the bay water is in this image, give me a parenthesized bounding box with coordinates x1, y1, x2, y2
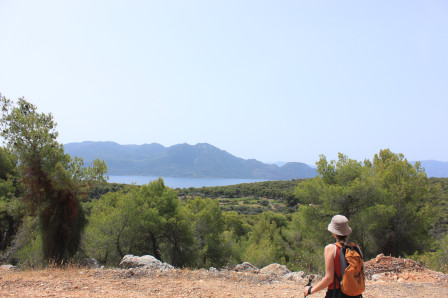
(108, 175, 267, 189)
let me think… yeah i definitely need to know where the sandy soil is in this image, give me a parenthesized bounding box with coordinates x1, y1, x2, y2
(1, 266, 447, 297)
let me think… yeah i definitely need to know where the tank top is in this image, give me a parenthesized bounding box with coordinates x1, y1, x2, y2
(328, 243, 342, 290)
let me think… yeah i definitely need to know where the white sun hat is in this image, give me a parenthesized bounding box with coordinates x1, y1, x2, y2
(327, 215, 352, 236)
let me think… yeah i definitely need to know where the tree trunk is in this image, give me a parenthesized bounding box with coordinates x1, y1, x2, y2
(150, 233, 162, 261)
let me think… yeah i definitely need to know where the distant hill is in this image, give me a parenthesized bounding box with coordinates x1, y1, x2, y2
(64, 141, 318, 179)
(419, 160, 448, 178)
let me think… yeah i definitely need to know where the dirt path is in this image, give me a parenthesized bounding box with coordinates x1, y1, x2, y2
(1, 267, 447, 297)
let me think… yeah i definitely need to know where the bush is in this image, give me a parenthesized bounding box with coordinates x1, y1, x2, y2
(260, 199, 269, 206)
(410, 233, 448, 273)
(8, 216, 44, 268)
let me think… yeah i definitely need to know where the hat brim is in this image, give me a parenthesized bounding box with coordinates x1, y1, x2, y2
(328, 224, 352, 236)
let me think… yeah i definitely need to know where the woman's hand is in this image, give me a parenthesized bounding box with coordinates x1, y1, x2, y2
(304, 286, 311, 296)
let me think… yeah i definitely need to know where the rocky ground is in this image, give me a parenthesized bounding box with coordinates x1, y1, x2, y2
(1, 254, 447, 297)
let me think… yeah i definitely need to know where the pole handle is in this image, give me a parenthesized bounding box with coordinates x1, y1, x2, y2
(304, 278, 312, 297)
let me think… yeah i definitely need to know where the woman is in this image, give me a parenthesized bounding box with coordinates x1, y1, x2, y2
(304, 215, 362, 297)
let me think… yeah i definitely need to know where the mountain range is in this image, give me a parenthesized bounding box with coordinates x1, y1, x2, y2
(64, 142, 448, 179)
(417, 160, 448, 178)
(64, 142, 318, 179)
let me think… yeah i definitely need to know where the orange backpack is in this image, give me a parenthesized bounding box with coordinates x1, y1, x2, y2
(334, 242, 365, 296)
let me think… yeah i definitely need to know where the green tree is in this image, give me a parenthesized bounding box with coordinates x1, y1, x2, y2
(84, 179, 195, 267)
(221, 211, 251, 265)
(82, 190, 137, 265)
(293, 150, 433, 259)
(1, 97, 107, 264)
(371, 149, 432, 256)
(242, 212, 288, 268)
(185, 197, 228, 267)
(282, 205, 329, 273)
(0, 147, 22, 253)
(223, 211, 250, 238)
(132, 178, 194, 264)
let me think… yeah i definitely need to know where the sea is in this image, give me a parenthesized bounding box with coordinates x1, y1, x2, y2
(108, 175, 267, 189)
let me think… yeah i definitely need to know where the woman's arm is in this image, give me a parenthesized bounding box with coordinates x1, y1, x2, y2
(304, 244, 335, 296)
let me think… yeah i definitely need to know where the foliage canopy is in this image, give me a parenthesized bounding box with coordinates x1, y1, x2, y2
(1, 97, 107, 264)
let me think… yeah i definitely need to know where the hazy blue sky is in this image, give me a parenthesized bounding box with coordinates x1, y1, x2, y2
(1, 1, 447, 164)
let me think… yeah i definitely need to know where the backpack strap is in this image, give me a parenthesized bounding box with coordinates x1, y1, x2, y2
(332, 242, 346, 293)
(339, 244, 348, 281)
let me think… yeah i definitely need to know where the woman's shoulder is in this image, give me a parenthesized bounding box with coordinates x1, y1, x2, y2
(324, 243, 336, 253)
(325, 242, 339, 249)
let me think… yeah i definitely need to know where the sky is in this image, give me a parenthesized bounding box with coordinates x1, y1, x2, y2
(0, 1, 447, 165)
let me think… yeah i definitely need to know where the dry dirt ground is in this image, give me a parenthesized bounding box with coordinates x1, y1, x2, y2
(1, 255, 447, 297)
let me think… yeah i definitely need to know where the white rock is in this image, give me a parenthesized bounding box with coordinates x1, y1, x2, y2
(283, 271, 305, 281)
(80, 258, 100, 269)
(260, 263, 291, 275)
(119, 255, 173, 271)
(233, 262, 260, 273)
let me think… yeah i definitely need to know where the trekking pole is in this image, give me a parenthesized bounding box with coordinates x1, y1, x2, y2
(304, 276, 313, 297)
